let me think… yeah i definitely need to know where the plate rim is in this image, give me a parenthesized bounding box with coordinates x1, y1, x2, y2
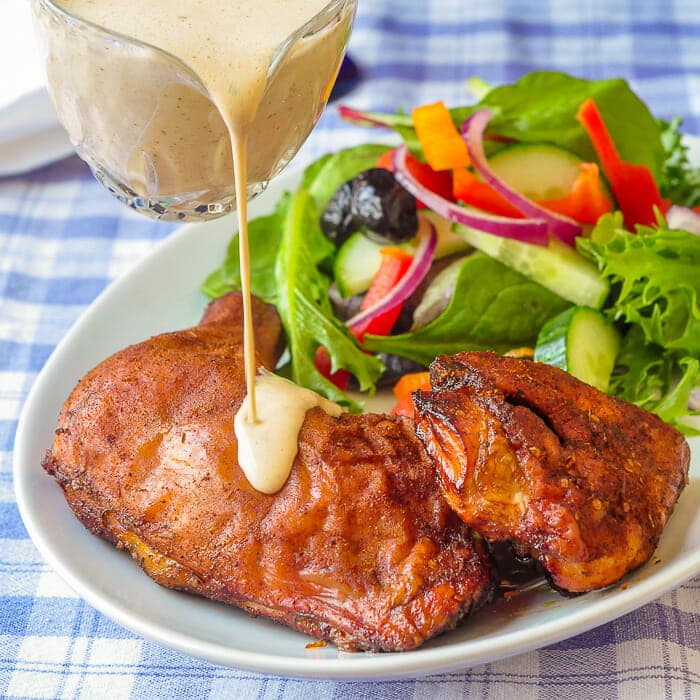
(13, 143, 700, 680)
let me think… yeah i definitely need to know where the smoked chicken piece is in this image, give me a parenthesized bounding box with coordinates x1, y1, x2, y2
(42, 293, 493, 652)
(413, 351, 690, 594)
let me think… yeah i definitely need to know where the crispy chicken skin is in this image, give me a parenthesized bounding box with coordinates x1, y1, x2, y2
(413, 351, 690, 594)
(42, 293, 492, 652)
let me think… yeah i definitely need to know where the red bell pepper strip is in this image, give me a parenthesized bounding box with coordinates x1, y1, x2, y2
(376, 148, 454, 209)
(576, 98, 668, 228)
(404, 154, 455, 206)
(351, 247, 414, 340)
(453, 162, 612, 225)
(315, 247, 414, 389)
(539, 163, 613, 224)
(314, 347, 351, 391)
(390, 392, 414, 417)
(452, 167, 524, 218)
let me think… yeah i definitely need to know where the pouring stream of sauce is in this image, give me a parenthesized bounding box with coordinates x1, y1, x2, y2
(56, 0, 343, 491)
(229, 131, 258, 422)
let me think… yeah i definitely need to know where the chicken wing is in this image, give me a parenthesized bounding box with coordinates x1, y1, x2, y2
(42, 293, 492, 652)
(413, 351, 690, 594)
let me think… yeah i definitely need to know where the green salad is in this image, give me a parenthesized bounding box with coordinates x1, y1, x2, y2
(203, 71, 700, 433)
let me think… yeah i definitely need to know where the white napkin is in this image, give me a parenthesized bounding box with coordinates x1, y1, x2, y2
(0, 0, 74, 176)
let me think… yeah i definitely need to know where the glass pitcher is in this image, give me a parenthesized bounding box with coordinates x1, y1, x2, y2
(30, 0, 357, 221)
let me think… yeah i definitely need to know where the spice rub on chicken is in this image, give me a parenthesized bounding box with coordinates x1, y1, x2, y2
(413, 351, 690, 594)
(42, 293, 493, 652)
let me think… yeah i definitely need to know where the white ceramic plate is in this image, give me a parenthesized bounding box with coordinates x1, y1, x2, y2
(14, 145, 700, 680)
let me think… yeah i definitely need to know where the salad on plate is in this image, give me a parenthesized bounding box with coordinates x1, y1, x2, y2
(202, 71, 700, 433)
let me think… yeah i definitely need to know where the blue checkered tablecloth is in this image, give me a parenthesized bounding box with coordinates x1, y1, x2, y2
(2, 1, 700, 698)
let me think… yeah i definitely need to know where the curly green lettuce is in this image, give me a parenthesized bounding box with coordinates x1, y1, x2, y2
(658, 117, 700, 208)
(609, 328, 699, 434)
(578, 213, 700, 354)
(578, 214, 700, 432)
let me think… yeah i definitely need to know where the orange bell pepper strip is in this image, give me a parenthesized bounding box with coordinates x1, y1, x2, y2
(540, 163, 613, 224)
(393, 370, 431, 399)
(412, 101, 471, 171)
(376, 149, 394, 170)
(576, 98, 669, 228)
(390, 371, 431, 418)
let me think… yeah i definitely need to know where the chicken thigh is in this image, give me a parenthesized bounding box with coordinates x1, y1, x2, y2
(413, 351, 690, 593)
(43, 293, 493, 651)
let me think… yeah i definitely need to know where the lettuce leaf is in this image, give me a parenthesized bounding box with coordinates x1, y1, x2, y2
(362, 253, 570, 365)
(274, 188, 383, 411)
(201, 193, 291, 302)
(202, 145, 390, 409)
(346, 72, 665, 181)
(658, 117, 700, 208)
(578, 214, 700, 431)
(305, 143, 392, 209)
(577, 213, 700, 355)
(610, 327, 699, 435)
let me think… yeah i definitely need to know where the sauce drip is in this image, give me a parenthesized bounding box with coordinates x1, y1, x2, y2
(55, 0, 346, 490)
(235, 373, 342, 493)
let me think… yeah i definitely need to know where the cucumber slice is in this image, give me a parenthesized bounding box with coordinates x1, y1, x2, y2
(420, 210, 472, 259)
(411, 257, 465, 329)
(333, 211, 470, 298)
(452, 142, 611, 306)
(488, 142, 585, 201)
(334, 233, 384, 298)
(534, 307, 620, 392)
(454, 224, 609, 308)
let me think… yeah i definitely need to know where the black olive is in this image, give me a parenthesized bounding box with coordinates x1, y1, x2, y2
(319, 168, 419, 246)
(320, 181, 355, 244)
(376, 353, 425, 387)
(346, 353, 426, 391)
(350, 168, 418, 244)
(328, 283, 363, 321)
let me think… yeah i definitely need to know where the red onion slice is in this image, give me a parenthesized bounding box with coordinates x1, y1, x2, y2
(461, 109, 582, 246)
(337, 106, 411, 130)
(666, 205, 700, 235)
(347, 215, 437, 334)
(392, 146, 550, 245)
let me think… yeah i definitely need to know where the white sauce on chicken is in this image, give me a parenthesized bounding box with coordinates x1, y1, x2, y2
(235, 373, 343, 493)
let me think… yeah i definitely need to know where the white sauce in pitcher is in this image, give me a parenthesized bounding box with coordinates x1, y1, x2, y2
(55, 0, 347, 492)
